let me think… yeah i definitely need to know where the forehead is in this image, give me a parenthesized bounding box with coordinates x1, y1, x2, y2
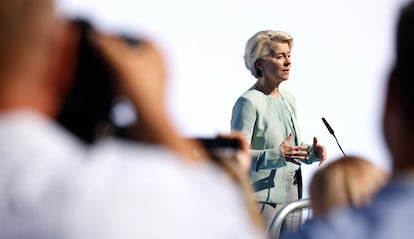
(269, 42, 290, 53)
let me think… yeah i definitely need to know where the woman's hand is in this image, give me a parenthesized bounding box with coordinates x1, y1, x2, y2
(280, 133, 310, 162)
(312, 136, 327, 165)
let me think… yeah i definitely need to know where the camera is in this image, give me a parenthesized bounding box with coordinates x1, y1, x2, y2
(56, 19, 139, 143)
(56, 19, 241, 156)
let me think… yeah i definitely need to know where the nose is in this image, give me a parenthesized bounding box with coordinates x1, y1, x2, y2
(284, 57, 291, 66)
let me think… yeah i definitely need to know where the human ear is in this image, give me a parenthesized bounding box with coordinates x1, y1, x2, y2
(254, 59, 264, 78)
(48, 20, 80, 97)
(383, 69, 406, 169)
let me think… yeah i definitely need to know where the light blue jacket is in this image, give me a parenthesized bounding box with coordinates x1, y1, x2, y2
(231, 86, 319, 204)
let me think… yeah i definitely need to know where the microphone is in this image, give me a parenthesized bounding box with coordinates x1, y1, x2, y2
(322, 117, 334, 135)
(321, 117, 346, 157)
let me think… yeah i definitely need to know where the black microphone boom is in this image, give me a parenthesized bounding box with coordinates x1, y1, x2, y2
(322, 117, 334, 135)
(321, 117, 347, 157)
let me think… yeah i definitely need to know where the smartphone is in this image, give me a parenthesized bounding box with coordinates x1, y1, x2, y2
(195, 137, 241, 150)
(193, 137, 242, 159)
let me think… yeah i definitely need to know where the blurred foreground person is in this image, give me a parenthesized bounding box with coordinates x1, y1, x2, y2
(0, 0, 265, 238)
(309, 156, 388, 217)
(283, 1, 414, 238)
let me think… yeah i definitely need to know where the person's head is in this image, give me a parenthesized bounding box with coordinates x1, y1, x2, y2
(309, 156, 388, 217)
(383, 1, 414, 172)
(243, 30, 293, 80)
(0, 0, 53, 72)
(0, 0, 78, 116)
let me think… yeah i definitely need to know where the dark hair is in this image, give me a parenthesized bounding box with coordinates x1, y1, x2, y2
(395, 1, 414, 121)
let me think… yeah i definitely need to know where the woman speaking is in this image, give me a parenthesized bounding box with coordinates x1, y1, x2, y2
(231, 30, 327, 233)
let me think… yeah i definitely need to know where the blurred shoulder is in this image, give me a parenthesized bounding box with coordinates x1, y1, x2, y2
(240, 86, 266, 100)
(69, 138, 264, 239)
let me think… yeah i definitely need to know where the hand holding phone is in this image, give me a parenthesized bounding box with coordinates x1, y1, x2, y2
(194, 131, 251, 172)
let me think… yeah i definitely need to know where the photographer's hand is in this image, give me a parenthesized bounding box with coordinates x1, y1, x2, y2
(218, 131, 251, 173)
(92, 33, 204, 161)
(92, 34, 165, 110)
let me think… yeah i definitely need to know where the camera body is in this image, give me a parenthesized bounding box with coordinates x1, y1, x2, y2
(57, 19, 126, 143)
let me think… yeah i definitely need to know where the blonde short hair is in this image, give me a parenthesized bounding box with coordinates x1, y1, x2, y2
(309, 156, 389, 217)
(243, 30, 293, 78)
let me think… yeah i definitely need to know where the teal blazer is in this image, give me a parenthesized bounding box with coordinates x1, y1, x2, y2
(231, 86, 320, 204)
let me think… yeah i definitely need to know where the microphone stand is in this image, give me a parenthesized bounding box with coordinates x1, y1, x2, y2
(322, 117, 347, 157)
(332, 133, 346, 157)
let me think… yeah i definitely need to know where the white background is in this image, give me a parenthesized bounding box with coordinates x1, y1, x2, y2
(58, 0, 409, 197)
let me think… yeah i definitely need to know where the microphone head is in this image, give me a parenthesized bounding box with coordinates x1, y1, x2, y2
(321, 117, 346, 157)
(322, 117, 335, 135)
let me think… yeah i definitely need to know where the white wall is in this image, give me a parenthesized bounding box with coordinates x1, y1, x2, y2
(58, 0, 409, 197)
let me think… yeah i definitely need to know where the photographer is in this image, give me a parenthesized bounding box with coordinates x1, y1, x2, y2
(0, 0, 264, 238)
